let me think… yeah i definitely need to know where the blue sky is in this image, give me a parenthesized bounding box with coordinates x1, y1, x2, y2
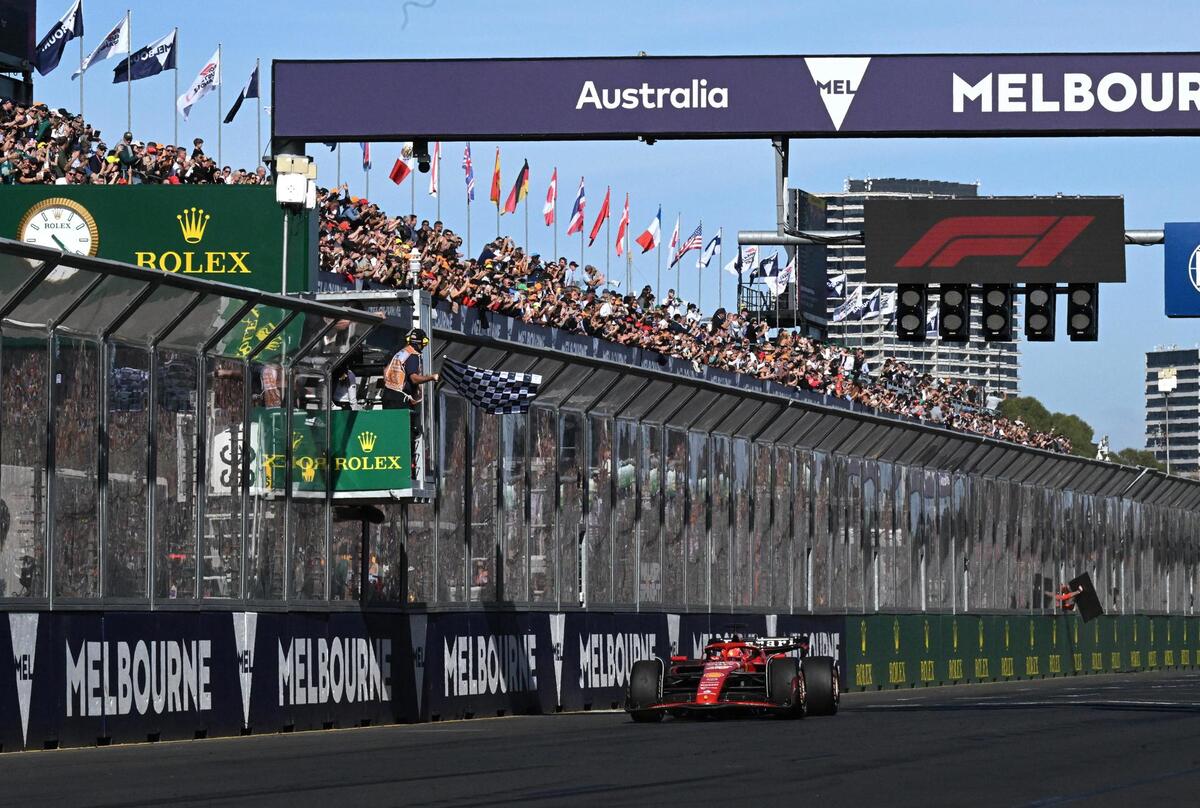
(27, 0, 1200, 450)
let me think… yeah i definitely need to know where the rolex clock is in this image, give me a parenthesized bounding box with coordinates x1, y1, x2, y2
(17, 197, 100, 256)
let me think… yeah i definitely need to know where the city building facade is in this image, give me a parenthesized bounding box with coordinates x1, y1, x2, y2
(1146, 346, 1200, 478)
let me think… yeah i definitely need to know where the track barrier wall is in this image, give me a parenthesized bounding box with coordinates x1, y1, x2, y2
(2, 609, 1198, 752)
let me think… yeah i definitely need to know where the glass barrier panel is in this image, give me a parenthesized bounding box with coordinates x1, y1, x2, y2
(469, 408, 498, 602)
(710, 434, 731, 610)
(52, 335, 100, 599)
(529, 406, 556, 604)
(153, 348, 198, 600)
(104, 342, 149, 598)
(811, 451, 830, 610)
(685, 432, 709, 610)
(203, 355, 246, 599)
(639, 423, 663, 607)
(500, 412, 528, 602)
(770, 445, 793, 611)
(557, 410, 584, 607)
(731, 437, 751, 608)
(367, 502, 405, 602)
(0, 253, 48, 311)
(5, 265, 98, 331)
(613, 419, 638, 605)
(0, 328, 48, 598)
(436, 393, 468, 604)
(586, 415, 612, 606)
(289, 368, 329, 602)
(330, 516, 362, 602)
(112, 286, 200, 345)
(662, 427, 686, 607)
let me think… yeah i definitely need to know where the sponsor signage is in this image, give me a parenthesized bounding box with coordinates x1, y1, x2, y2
(0, 186, 311, 294)
(275, 54, 1200, 142)
(1163, 222, 1200, 317)
(863, 197, 1126, 283)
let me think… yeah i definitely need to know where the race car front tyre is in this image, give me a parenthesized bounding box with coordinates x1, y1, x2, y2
(766, 657, 805, 719)
(802, 656, 839, 716)
(627, 659, 664, 722)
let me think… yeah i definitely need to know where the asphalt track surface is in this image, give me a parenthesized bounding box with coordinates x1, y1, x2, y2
(3, 671, 1200, 808)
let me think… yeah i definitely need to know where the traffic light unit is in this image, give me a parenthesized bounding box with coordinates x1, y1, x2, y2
(1024, 284, 1056, 342)
(895, 284, 927, 342)
(888, 283, 1097, 342)
(937, 284, 971, 342)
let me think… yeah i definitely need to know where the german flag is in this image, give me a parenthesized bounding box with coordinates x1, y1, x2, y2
(503, 160, 530, 215)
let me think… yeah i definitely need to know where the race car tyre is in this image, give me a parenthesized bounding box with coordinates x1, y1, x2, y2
(802, 656, 839, 716)
(627, 659, 664, 723)
(766, 657, 805, 719)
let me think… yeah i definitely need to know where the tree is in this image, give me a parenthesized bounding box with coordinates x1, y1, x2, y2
(997, 395, 1095, 459)
(1111, 447, 1165, 472)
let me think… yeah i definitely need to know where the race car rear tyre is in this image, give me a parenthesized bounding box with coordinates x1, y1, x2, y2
(627, 659, 664, 723)
(802, 656, 839, 716)
(767, 657, 805, 719)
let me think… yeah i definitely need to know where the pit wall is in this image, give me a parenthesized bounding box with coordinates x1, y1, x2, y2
(1, 609, 1193, 752)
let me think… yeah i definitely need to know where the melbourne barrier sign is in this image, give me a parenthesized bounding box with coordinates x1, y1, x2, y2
(1163, 222, 1200, 317)
(863, 197, 1126, 283)
(274, 54, 1200, 142)
(0, 186, 311, 294)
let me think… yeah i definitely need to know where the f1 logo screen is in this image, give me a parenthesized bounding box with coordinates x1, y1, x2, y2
(864, 197, 1125, 283)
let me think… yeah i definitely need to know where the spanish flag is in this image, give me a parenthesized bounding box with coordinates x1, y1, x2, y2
(503, 160, 530, 215)
(489, 147, 502, 207)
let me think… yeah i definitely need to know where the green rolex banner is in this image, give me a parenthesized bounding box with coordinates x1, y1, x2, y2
(254, 408, 413, 497)
(1, 186, 312, 294)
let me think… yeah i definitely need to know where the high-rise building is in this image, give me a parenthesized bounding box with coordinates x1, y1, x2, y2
(789, 178, 1021, 398)
(1145, 346, 1200, 478)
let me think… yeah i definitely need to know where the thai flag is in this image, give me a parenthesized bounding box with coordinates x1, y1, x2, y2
(565, 177, 586, 236)
(636, 206, 661, 253)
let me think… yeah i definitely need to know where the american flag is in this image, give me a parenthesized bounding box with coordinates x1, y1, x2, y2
(670, 222, 702, 268)
(462, 142, 475, 201)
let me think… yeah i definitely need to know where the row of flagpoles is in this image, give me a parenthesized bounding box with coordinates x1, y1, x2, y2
(34, 0, 263, 164)
(352, 139, 806, 312)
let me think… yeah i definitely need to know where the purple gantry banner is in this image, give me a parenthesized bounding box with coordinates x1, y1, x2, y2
(273, 54, 1200, 142)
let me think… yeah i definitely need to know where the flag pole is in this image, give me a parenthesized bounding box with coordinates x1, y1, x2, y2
(173, 28, 179, 147)
(717, 235, 723, 311)
(78, 33, 84, 118)
(364, 146, 370, 199)
(436, 144, 441, 222)
(552, 168, 558, 259)
(410, 159, 415, 214)
(335, 144, 341, 187)
(697, 234, 703, 316)
(524, 175, 529, 257)
(675, 212, 681, 301)
(466, 194, 472, 259)
(254, 58, 261, 164)
(624, 198, 631, 293)
(605, 187, 610, 282)
(579, 216, 584, 272)
(125, 11, 132, 134)
(656, 213, 661, 303)
(216, 43, 222, 167)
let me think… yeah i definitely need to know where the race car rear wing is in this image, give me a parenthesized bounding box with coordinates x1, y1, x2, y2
(706, 634, 811, 655)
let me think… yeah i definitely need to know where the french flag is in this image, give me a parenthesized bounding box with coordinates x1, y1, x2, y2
(635, 206, 661, 253)
(566, 177, 586, 236)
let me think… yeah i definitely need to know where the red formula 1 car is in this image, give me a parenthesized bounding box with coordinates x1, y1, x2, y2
(625, 635, 839, 722)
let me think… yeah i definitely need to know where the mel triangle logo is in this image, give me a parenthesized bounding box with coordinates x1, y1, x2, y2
(666, 614, 680, 657)
(765, 614, 778, 637)
(9, 613, 38, 747)
(549, 613, 566, 706)
(804, 57, 871, 131)
(409, 614, 428, 716)
(232, 612, 257, 729)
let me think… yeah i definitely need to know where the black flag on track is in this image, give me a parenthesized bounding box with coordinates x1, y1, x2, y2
(441, 357, 542, 414)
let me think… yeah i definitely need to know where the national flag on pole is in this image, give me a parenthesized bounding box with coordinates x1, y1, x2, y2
(73, 12, 128, 80)
(766, 254, 795, 298)
(635, 206, 661, 253)
(723, 245, 758, 276)
(489, 148, 502, 206)
(543, 168, 557, 225)
(670, 222, 702, 268)
(503, 159, 530, 215)
(389, 157, 412, 185)
(360, 142, 371, 171)
(223, 62, 259, 124)
(668, 215, 680, 256)
(177, 47, 222, 121)
(114, 29, 177, 84)
(699, 229, 721, 269)
(462, 143, 475, 201)
(428, 142, 441, 197)
(832, 285, 864, 322)
(565, 177, 586, 236)
(441, 357, 543, 415)
(35, 0, 83, 76)
(588, 187, 610, 246)
(826, 272, 848, 297)
(615, 193, 630, 256)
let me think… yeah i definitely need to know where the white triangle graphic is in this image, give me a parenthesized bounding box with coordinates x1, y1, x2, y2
(410, 614, 428, 715)
(804, 57, 871, 131)
(9, 613, 38, 747)
(549, 613, 566, 706)
(666, 614, 680, 657)
(232, 612, 257, 728)
(765, 614, 778, 637)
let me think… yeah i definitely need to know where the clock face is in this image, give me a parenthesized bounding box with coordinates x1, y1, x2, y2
(17, 198, 99, 256)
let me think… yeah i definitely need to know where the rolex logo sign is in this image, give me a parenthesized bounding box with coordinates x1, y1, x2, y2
(177, 207, 211, 243)
(357, 431, 378, 453)
(135, 205, 251, 275)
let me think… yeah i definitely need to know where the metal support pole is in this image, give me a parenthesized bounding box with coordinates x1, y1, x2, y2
(173, 29, 179, 147)
(216, 43, 223, 168)
(773, 138, 795, 320)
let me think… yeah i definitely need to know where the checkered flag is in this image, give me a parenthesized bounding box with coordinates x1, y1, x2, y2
(441, 357, 543, 414)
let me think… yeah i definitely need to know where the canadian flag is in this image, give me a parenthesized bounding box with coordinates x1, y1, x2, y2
(635, 206, 661, 253)
(544, 168, 557, 226)
(615, 193, 630, 257)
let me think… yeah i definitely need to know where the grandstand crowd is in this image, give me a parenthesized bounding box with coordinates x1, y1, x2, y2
(1, 100, 1071, 454)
